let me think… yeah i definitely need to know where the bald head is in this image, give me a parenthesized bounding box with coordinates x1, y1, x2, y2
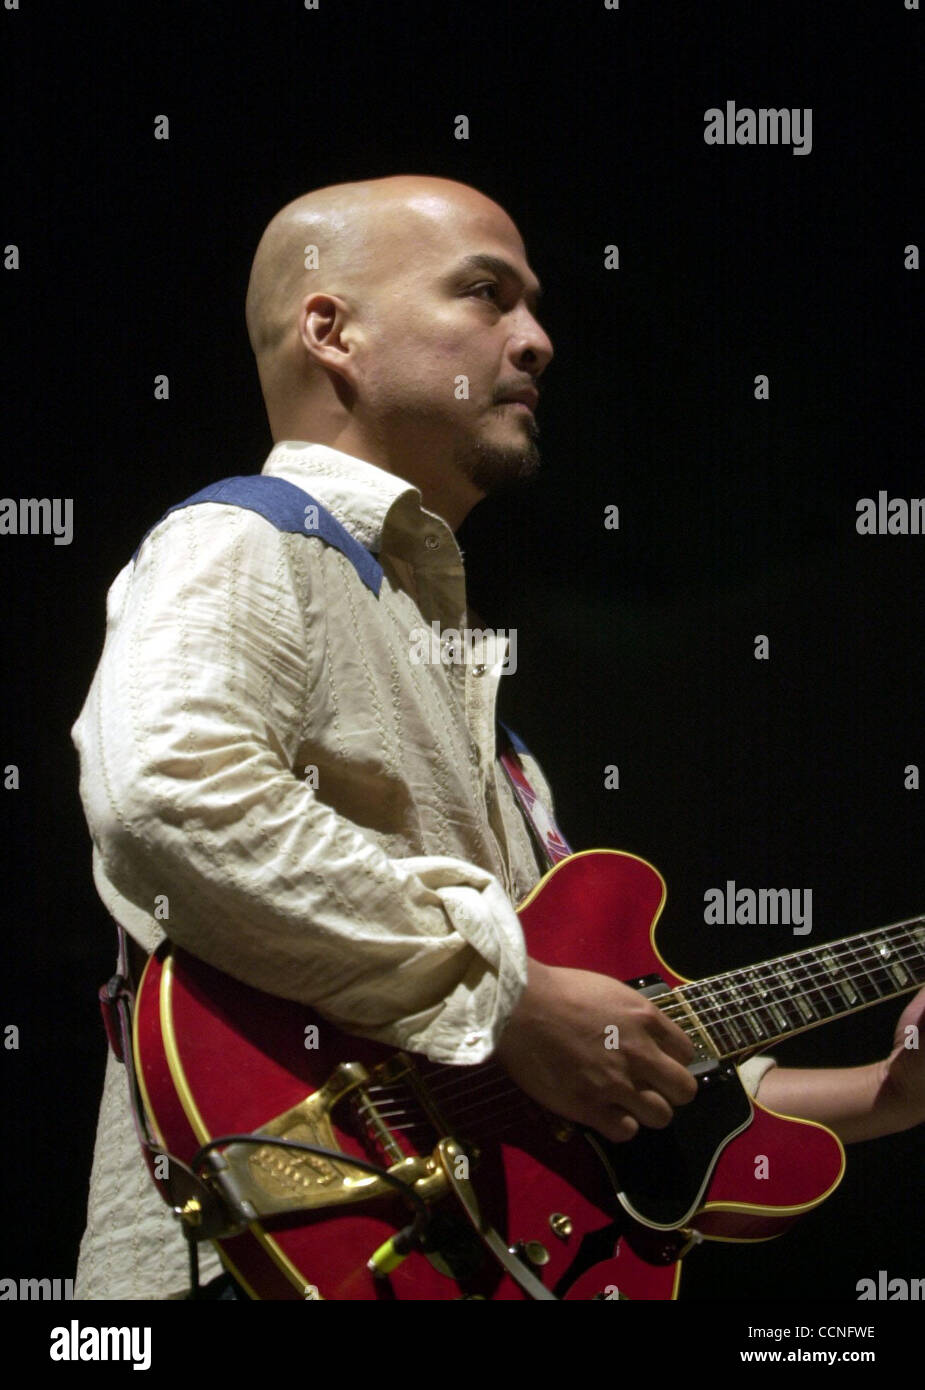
(246, 178, 384, 360)
(243, 175, 552, 526)
(246, 175, 513, 369)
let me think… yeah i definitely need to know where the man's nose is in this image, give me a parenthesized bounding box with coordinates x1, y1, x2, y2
(509, 311, 554, 374)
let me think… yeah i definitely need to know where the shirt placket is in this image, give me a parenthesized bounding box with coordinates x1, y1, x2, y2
(413, 523, 516, 899)
(465, 631, 516, 899)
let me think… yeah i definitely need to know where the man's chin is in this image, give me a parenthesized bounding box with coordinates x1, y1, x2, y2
(455, 430, 541, 496)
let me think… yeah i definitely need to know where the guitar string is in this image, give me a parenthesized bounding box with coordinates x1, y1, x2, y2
(374, 1104, 534, 1144)
(657, 962, 925, 1029)
(350, 968, 919, 1136)
(355, 941, 925, 1113)
(654, 961, 925, 1040)
(365, 1089, 529, 1130)
(660, 918, 924, 989)
(335, 932, 925, 1149)
(417, 1069, 519, 1100)
(656, 963, 924, 1031)
(662, 931, 925, 1009)
(660, 925, 925, 1011)
(352, 1078, 534, 1138)
(364, 1084, 538, 1136)
(654, 940, 925, 1025)
(357, 992, 924, 1135)
(655, 970, 924, 1046)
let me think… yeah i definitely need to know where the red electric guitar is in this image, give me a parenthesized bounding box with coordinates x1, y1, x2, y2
(132, 849, 925, 1300)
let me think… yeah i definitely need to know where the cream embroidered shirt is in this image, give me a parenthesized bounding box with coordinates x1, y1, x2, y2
(70, 440, 774, 1299)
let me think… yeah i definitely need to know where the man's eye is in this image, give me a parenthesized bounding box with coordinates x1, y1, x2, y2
(469, 282, 501, 302)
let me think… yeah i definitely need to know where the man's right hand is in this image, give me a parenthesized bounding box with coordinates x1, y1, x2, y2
(494, 957, 699, 1143)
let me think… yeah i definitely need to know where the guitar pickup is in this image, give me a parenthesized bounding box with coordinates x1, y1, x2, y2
(629, 974, 721, 1074)
(687, 1057, 721, 1079)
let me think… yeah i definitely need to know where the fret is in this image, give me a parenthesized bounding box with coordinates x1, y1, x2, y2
(901, 921, 925, 968)
(764, 998, 791, 1038)
(673, 919, 925, 1063)
(840, 938, 887, 1002)
(789, 948, 835, 1018)
(683, 981, 737, 1054)
(710, 977, 753, 1050)
(818, 947, 860, 1009)
(871, 933, 915, 992)
(854, 937, 894, 997)
(909, 923, 925, 980)
(775, 972, 812, 1032)
(753, 962, 804, 1037)
(904, 923, 925, 981)
(863, 929, 910, 994)
(729, 969, 770, 1042)
(739, 967, 776, 1038)
(776, 960, 817, 1023)
(815, 946, 850, 1016)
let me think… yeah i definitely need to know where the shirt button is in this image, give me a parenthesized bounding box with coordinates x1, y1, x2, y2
(472, 663, 487, 677)
(424, 534, 440, 550)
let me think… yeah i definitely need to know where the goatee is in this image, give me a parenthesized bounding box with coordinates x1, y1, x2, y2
(455, 426, 541, 497)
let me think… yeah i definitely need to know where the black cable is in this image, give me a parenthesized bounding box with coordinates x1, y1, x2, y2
(186, 1227, 202, 1298)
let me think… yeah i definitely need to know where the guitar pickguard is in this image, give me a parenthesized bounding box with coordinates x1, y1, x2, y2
(588, 1059, 754, 1230)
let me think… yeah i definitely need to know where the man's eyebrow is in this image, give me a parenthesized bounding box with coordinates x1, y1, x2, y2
(455, 253, 543, 308)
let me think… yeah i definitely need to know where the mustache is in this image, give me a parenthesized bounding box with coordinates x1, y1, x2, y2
(492, 381, 539, 405)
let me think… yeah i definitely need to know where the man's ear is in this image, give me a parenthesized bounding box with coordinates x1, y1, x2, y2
(298, 291, 365, 384)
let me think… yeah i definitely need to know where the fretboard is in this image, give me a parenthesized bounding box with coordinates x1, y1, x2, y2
(664, 915, 925, 1059)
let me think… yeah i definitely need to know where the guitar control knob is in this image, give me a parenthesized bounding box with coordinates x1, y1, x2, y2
(549, 1213, 573, 1240)
(513, 1241, 550, 1267)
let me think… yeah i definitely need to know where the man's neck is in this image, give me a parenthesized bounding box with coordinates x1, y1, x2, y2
(280, 422, 484, 532)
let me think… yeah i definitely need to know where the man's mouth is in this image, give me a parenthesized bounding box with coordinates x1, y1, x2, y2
(496, 386, 539, 413)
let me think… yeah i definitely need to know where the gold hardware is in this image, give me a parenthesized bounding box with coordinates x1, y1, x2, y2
(552, 1121, 575, 1143)
(436, 1141, 558, 1301)
(522, 1241, 550, 1267)
(549, 1213, 572, 1240)
(218, 1060, 449, 1217)
(175, 1198, 202, 1227)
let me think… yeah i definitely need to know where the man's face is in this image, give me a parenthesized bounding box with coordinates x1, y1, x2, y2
(351, 190, 554, 496)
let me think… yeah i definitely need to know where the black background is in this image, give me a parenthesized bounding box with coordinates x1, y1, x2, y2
(1, 0, 922, 1310)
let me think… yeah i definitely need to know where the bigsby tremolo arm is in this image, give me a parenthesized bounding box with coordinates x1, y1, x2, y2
(201, 1059, 451, 1234)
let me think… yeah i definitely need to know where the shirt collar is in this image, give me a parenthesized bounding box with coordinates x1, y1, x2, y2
(261, 439, 452, 557)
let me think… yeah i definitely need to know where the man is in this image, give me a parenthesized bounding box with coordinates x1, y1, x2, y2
(71, 175, 925, 1300)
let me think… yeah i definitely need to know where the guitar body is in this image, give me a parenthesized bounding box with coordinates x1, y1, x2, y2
(133, 850, 845, 1300)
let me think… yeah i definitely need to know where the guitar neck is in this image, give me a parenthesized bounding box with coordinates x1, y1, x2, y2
(668, 915, 925, 1060)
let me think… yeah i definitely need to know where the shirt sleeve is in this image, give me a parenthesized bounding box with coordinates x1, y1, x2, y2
(738, 1054, 777, 1097)
(71, 502, 526, 1066)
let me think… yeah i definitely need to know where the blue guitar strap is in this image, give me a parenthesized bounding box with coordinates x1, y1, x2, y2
(133, 472, 571, 863)
(131, 473, 384, 595)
